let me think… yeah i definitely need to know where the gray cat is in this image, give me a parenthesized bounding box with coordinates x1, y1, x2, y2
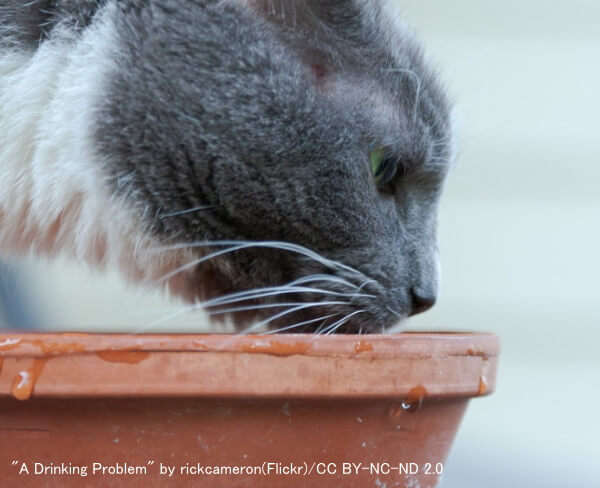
(0, 0, 453, 333)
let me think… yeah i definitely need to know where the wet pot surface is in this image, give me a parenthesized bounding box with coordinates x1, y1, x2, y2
(0, 332, 499, 487)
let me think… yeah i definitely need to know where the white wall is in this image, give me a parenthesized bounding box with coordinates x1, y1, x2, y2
(400, 1, 600, 486)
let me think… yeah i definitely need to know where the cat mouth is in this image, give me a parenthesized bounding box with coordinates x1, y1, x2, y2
(154, 240, 407, 334)
(208, 305, 372, 334)
(169, 268, 403, 334)
(178, 269, 381, 334)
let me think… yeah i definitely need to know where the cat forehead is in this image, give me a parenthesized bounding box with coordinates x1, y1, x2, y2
(243, 0, 451, 149)
(320, 66, 451, 170)
(243, 0, 421, 62)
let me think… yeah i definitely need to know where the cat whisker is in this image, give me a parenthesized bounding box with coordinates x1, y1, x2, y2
(287, 273, 361, 290)
(382, 67, 422, 123)
(237, 302, 347, 336)
(313, 308, 364, 334)
(259, 313, 340, 335)
(430, 138, 453, 149)
(203, 286, 373, 309)
(138, 302, 207, 332)
(208, 300, 348, 316)
(223, 287, 371, 305)
(200, 273, 376, 308)
(151, 240, 365, 278)
(151, 242, 259, 286)
(350, 278, 378, 303)
(135, 266, 378, 334)
(158, 205, 214, 219)
(142, 295, 350, 335)
(257, 272, 371, 293)
(139, 290, 349, 332)
(314, 317, 332, 334)
(386, 305, 403, 319)
(427, 160, 449, 168)
(144, 240, 380, 335)
(322, 310, 366, 335)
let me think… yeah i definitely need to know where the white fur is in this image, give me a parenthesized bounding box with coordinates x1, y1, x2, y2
(0, 5, 190, 290)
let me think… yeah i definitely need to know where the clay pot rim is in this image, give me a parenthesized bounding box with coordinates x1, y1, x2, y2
(0, 332, 498, 400)
(0, 331, 499, 359)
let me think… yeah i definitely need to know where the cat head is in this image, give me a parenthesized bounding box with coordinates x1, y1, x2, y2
(94, 0, 454, 333)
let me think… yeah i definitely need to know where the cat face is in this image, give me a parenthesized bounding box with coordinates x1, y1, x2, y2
(5, 0, 451, 333)
(92, 0, 453, 333)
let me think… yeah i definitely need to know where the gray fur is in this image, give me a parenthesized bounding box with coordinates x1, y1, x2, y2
(6, 0, 453, 333)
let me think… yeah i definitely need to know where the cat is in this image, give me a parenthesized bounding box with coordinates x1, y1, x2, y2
(0, 0, 454, 333)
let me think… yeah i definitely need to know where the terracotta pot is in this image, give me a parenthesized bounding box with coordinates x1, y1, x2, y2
(0, 332, 498, 487)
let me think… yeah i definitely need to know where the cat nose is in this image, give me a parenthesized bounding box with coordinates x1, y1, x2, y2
(409, 289, 436, 316)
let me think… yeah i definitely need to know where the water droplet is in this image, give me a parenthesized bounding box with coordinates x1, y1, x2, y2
(478, 376, 488, 395)
(0, 338, 22, 350)
(354, 340, 373, 353)
(400, 385, 427, 413)
(12, 371, 33, 401)
(11, 358, 48, 401)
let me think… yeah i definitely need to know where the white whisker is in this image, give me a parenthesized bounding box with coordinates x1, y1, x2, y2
(209, 300, 347, 316)
(386, 305, 403, 319)
(140, 302, 206, 332)
(289, 273, 360, 290)
(203, 286, 373, 309)
(151, 240, 364, 277)
(237, 302, 340, 335)
(323, 310, 366, 335)
(350, 278, 377, 303)
(158, 205, 214, 219)
(260, 313, 340, 335)
(139, 239, 380, 335)
(151, 243, 256, 285)
(382, 68, 422, 123)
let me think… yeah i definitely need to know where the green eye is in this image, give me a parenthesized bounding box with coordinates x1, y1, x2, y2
(369, 144, 398, 187)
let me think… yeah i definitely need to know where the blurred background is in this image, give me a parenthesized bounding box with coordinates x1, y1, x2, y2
(1, 0, 598, 486)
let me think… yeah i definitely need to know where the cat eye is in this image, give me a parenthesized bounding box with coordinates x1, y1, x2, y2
(369, 144, 399, 188)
